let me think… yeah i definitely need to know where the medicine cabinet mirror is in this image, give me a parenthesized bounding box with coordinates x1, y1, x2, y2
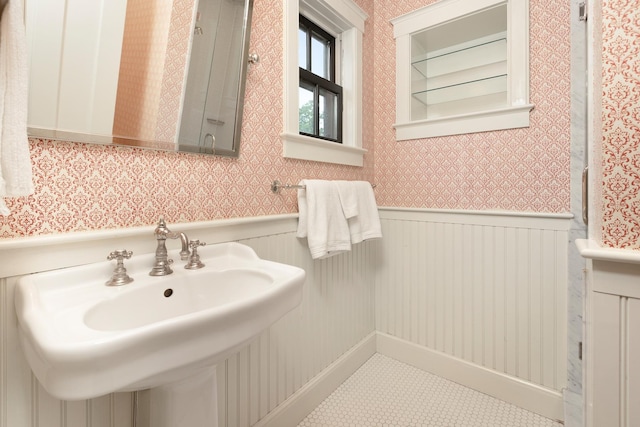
(26, 0, 254, 157)
(392, 0, 533, 140)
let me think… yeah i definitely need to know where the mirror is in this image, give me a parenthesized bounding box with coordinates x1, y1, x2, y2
(25, 0, 254, 157)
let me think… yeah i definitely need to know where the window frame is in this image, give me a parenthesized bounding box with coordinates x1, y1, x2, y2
(298, 15, 343, 143)
(282, 0, 367, 167)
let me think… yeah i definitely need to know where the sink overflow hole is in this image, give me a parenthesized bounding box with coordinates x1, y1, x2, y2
(164, 289, 173, 298)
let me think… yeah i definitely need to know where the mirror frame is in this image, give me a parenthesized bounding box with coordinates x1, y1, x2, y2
(26, 0, 255, 158)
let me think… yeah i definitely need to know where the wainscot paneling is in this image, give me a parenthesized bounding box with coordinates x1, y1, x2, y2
(375, 208, 570, 421)
(0, 215, 377, 427)
(1, 210, 570, 426)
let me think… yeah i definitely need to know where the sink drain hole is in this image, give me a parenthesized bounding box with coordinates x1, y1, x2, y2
(164, 289, 173, 297)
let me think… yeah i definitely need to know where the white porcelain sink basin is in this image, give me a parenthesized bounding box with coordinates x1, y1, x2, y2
(15, 242, 305, 401)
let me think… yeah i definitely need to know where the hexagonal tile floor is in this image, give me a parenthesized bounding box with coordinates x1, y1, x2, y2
(297, 354, 563, 427)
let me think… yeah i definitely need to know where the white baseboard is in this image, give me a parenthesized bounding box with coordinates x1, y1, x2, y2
(253, 331, 563, 426)
(253, 332, 377, 427)
(376, 332, 564, 422)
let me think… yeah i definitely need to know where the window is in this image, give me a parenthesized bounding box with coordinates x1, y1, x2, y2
(298, 15, 343, 142)
(282, 0, 367, 167)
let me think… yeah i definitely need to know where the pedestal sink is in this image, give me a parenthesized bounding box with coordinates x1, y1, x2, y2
(14, 242, 305, 426)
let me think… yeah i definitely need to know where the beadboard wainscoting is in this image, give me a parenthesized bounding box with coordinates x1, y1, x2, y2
(375, 208, 570, 421)
(0, 215, 377, 427)
(0, 209, 571, 426)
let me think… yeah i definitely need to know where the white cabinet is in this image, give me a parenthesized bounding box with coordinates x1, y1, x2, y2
(581, 251, 640, 427)
(391, 0, 533, 140)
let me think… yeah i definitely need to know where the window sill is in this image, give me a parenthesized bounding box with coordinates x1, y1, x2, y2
(281, 132, 366, 166)
(394, 104, 535, 140)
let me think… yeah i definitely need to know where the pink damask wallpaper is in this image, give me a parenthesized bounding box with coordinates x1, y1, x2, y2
(0, 0, 375, 238)
(0, 0, 574, 239)
(373, 0, 571, 212)
(600, 0, 640, 249)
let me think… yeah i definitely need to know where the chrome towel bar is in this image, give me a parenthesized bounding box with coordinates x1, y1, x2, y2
(270, 180, 376, 194)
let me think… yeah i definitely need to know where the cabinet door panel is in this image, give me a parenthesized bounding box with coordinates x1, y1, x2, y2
(593, 292, 620, 427)
(627, 298, 640, 425)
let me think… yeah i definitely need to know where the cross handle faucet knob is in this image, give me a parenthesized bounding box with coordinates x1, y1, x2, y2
(107, 250, 133, 261)
(185, 240, 206, 270)
(189, 240, 206, 250)
(106, 250, 134, 286)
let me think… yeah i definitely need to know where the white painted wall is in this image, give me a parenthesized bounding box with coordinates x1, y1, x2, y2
(26, 0, 127, 135)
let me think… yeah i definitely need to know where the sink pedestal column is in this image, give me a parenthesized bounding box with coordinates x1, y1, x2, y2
(149, 366, 218, 427)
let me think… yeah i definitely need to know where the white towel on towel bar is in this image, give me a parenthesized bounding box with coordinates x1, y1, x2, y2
(296, 180, 351, 259)
(335, 180, 359, 219)
(342, 181, 382, 244)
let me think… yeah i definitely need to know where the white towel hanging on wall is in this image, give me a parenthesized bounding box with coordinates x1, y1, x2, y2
(0, 0, 34, 215)
(341, 180, 382, 244)
(297, 179, 382, 259)
(297, 179, 352, 259)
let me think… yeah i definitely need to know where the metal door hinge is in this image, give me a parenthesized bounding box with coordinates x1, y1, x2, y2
(579, 2, 588, 21)
(579, 341, 583, 360)
(582, 166, 589, 225)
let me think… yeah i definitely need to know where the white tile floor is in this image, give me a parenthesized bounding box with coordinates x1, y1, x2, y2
(298, 354, 563, 427)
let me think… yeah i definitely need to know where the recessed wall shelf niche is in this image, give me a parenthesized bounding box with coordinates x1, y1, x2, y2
(391, 0, 533, 140)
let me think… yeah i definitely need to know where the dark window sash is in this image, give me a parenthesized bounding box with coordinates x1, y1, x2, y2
(299, 69, 343, 143)
(298, 15, 342, 143)
(299, 15, 336, 82)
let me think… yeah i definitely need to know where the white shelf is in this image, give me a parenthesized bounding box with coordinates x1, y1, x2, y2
(414, 75, 507, 105)
(391, 0, 532, 140)
(411, 31, 507, 118)
(412, 36, 507, 78)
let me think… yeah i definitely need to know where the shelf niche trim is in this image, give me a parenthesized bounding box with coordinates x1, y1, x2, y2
(391, 0, 533, 140)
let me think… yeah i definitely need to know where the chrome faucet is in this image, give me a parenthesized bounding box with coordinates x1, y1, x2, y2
(149, 217, 190, 276)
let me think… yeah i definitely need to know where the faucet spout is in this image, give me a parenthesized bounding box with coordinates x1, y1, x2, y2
(177, 232, 190, 261)
(149, 218, 190, 276)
